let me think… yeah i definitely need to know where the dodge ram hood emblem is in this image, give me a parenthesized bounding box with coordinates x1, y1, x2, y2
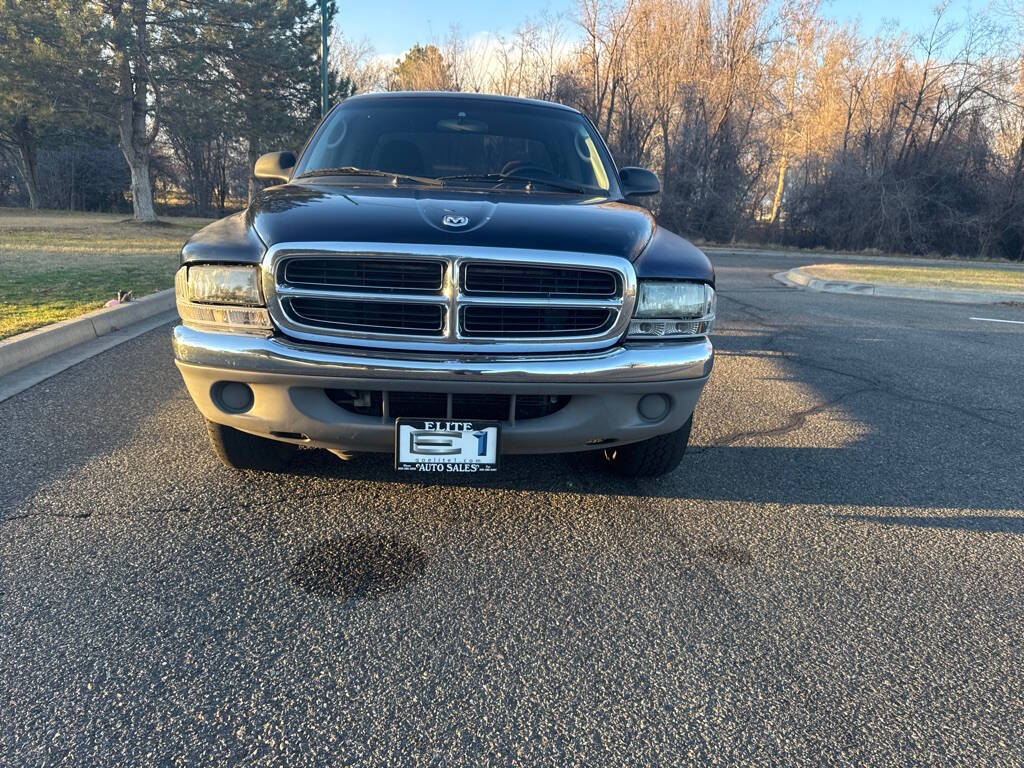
(442, 214, 470, 228)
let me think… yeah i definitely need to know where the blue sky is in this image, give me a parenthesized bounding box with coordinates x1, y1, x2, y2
(335, 0, 974, 57)
(825, 0, 975, 35)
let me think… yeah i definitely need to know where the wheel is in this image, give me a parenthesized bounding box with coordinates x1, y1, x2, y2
(205, 419, 296, 472)
(602, 416, 693, 478)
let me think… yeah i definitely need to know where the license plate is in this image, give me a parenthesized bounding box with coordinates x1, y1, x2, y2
(395, 419, 500, 473)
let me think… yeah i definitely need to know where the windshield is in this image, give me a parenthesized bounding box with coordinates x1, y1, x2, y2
(294, 97, 616, 194)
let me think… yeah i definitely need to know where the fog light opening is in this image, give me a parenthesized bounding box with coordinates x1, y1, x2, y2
(637, 393, 671, 422)
(212, 381, 254, 414)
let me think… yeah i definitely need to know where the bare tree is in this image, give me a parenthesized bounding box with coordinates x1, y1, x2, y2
(101, 0, 159, 222)
(766, 0, 826, 225)
(329, 30, 390, 94)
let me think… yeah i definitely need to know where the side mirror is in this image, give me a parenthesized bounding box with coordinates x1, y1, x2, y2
(619, 166, 660, 197)
(254, 151, 296, 182)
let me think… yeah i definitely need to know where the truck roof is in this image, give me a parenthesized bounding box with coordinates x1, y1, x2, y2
(340, 91, 582, 115)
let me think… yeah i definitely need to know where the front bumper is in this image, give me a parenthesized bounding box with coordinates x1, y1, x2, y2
(172, 326, 713, 454)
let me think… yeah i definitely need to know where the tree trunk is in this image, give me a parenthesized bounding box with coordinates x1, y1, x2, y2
(660, 117, 671, 197)
(69, 144, 76, 211)
(114, 0, 158, 223)
(15, 140, 41, 209)
(9, 116, 41, 209)
(247, 137, 260, 203)
(769, 154, 788, 226)
(127, 157, 157, 222)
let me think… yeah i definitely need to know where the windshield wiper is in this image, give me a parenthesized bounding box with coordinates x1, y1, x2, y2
(296, 166, 442, 187)
(439, 173, 594, 194)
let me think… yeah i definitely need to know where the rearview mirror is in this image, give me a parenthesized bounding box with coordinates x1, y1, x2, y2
(619, 166, 660, 197)
(254, 151, 296, 182)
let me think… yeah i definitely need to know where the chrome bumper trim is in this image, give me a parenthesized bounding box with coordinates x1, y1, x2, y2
(172, 326, 713, 385)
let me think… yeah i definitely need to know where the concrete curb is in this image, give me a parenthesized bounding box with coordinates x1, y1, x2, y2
(0, 289, 175, 377)
(774, 267, 1024, 305)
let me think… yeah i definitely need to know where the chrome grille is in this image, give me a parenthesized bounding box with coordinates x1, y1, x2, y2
(462, 263, 617, 297)
(461, 306, 613, 336)
(263, 243, 637, 353)
(286, 297, 444, 335)
(283, 258, 444, 293)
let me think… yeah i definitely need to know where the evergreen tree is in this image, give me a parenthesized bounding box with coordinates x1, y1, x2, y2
(0, 0, 107, 208)
(202, 0, 335, 201)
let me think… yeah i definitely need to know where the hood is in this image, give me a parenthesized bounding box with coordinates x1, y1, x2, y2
(247, 183, 655, 260)
(180, 182, 715, 285)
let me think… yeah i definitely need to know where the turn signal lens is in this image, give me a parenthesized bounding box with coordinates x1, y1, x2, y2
(176, 300, 273, 334)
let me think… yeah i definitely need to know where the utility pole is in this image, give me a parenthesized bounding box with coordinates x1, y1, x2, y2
(320, 0, 329, 117)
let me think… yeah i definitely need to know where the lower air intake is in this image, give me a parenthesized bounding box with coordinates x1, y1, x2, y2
(325, 390, 569, 422)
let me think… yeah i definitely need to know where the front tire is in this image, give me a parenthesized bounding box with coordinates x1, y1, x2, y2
(602, 416, 693, 478)
(205, 419, 296, 472)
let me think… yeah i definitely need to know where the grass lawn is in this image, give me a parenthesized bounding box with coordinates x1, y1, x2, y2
(801, 263, 1024, 293)
(0, 209, 212, 339)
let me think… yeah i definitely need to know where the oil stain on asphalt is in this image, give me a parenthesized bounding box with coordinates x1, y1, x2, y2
(289, 533, 428, 602)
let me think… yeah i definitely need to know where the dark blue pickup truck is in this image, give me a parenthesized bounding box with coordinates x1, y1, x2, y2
(172, 92, 715, 477)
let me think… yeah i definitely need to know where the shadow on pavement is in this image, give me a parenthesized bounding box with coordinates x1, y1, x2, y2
(277, 321, 1023, 515)
(280, 444, 1022, 514)
(835, 514, 1024, 534)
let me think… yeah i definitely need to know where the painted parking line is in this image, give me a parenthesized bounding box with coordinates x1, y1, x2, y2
(970, 317, 1024, 325)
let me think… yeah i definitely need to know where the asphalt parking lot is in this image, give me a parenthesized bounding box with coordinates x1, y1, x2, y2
(2, 250, 1022, 766)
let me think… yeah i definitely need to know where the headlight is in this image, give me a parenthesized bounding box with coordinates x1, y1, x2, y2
(175, 265, 273, 335)
(184, 265, 262, 305)
(628, 281, 715, 338)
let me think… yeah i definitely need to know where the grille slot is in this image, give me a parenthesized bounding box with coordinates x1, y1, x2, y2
(452, 393, 512, 420)
(286, 298, 444, 335)
(462, 263, 617, 297)
(326, 389, 570, 421)
(388, 391, 448, 419)
(283, 258, 443, 294)
(461, 306, 613, 337)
